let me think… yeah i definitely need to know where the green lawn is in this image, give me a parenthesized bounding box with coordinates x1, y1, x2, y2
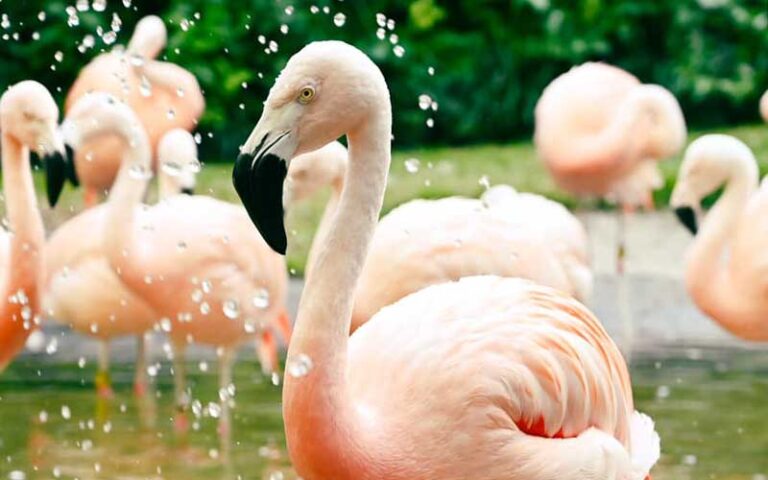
(34, 123, 768, 274)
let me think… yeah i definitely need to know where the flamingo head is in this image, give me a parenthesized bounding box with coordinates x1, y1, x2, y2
(158, 129, 200, 196)
(0, 80, 67, 207)
(636, 84, 687, 160)
(126, 15, 167, 59)
(671, 134, 758, 235)
(234, 40, 388, 254)
(283, 141, 348, 207)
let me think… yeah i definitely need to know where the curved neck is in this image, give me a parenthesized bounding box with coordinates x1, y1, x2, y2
(1, 134, 44, 290)
(158, 175, 179, 200)
(103, 137, 152, 272)
(304, 177, 343, 282)
(284, 115, 391, 478)
(686, 160, 757, 326)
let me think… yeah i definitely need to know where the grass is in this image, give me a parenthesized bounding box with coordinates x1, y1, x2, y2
(26, 123, 768, 274)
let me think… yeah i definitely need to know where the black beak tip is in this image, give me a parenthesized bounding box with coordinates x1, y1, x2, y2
(180, 187, 194, 196)
(44, 150, 68, 208)
(233, 151, 288, 256)
(65, 145, 80, 187)
(674, 206, 698, 235)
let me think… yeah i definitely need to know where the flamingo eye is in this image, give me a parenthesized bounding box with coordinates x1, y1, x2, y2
(298, 86, 316, 105)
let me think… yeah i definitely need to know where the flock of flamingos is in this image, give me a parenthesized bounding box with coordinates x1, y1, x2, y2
(0, 13, 767, 480)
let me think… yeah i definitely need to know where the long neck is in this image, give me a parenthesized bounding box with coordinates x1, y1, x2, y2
(104, 138, 152, 272)
(1, 134, 45, 293)
(284, 115, 391, 478)
(686, 162, 757, 328)
(304, 177, 343, 282)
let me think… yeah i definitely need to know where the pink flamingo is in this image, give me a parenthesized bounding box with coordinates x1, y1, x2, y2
(286, 144, 592, 331)
(44, 125, 202, 398)
(65, 15, 205, 207)
(671, 134, 768, 340)
(0, 81, 66, 372)
(59, 94, 290, 436)
(234, 41, 659, 480)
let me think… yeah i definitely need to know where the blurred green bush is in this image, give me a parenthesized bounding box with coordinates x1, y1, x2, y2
(0, 0, 765, 159)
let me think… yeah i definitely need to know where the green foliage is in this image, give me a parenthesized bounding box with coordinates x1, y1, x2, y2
(0, 0, 765, 158)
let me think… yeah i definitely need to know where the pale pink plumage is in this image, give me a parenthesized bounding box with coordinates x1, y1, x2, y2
(287, 148, 592, 331)
(65, 15, 204, 207)
(0, 82, 65, 371)
(672, 134, 768, 340)
(237, 41, 658, 480)
(535, 62, 686, 209)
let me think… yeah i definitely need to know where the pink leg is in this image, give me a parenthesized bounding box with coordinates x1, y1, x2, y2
(274, 310, 293, 345)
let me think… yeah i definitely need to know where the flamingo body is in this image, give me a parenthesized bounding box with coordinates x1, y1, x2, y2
(352, 195, 591, 330)
(535, 62, 686, 208)
(65, 16, 204, 204)
(44, 206, 157, 338)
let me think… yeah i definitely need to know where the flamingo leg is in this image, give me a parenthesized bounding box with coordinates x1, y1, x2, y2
(134, 333, 157, 429)
(218, 347, 236, 463)
(95, 341, 113, 423)
(172, 341, 190, 437)
(616, 207, 633, 363)
(275, 310, 293, 345)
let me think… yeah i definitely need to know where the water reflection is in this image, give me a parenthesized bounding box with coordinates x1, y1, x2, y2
(1, 347, 767, 479)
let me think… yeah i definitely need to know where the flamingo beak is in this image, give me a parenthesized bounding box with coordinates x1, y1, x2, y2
(233, 128, 296, 255)
(40, 129, 70, 208)
(674, 206, 698, 235)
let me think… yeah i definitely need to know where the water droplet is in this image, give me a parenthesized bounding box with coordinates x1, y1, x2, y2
(111, 13, 122, 31)
(180, 19, 190, 31)
(418, 94, 432, 110)
(310, 5, 320, 14)
(128, 164, 152, 180)
(198, 361, 209, 372)
(268, 40, 278, 53)
(333, 13, 346, 27)
(76, 0, 89, 11)
(387, 19, 396, 30)
(78, 357, 87, 368)
(143, 274, 153, 284)
(129, 54, 144, 67)
(102, 31, 117, 45)
(147, 364, 159, 377)
(167, 108, 176, 120)
(376, 28, 386, 40)
(404, 158, 420, 174)
(252, 288, 270, 309)
(176, 87, 185, 97)
(478, 175, 491, 190)
(280, 24, 289, 34)
(45, 338, 58, 355)
(393, 45, 405, 57)
(271, 372, 281, 386)
(8, 471, 26, 480)
(426, 117, 434, 128)
(389, 33, 399, 44)
(61, 405, 71, 420)
(284, 6, 294, 15)
(160, 318, 172, 332)
(25, 330, 45, 353)
(191, 289, 203, 303)
(376, 13, 386, 27)
(223, 299, 240, 319)
(287, 353, 314, 378)
(139, 75, 152, 96)
(122, 0, 131, 6)
(161, 161, 182, 177)
(200, 302, 211, 315)
(54, 51, 63, 62)
(38, 11, 47, 22)
(428, 66, 435, 76)
(201, 279, 212, 293)
(207, 402, 221, 418)
(92, 0, 107, 12)
(656, 385, 671, 399)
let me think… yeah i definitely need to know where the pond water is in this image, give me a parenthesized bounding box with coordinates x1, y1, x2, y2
(0, 347, 766, 479)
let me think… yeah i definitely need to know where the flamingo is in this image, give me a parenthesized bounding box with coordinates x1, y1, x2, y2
(286, 144, 591, 331)
(65, 15, 205, 207)
(58, 94, 290, 437)
(0, 81, 66, 372)
(671, 134, 768, 340)
(43, 125, 202, 399)
(233, 41, 659, 480)
(534, 63, 686, 356)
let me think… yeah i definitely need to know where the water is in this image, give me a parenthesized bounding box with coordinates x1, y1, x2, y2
(0, 348, 765, 479)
